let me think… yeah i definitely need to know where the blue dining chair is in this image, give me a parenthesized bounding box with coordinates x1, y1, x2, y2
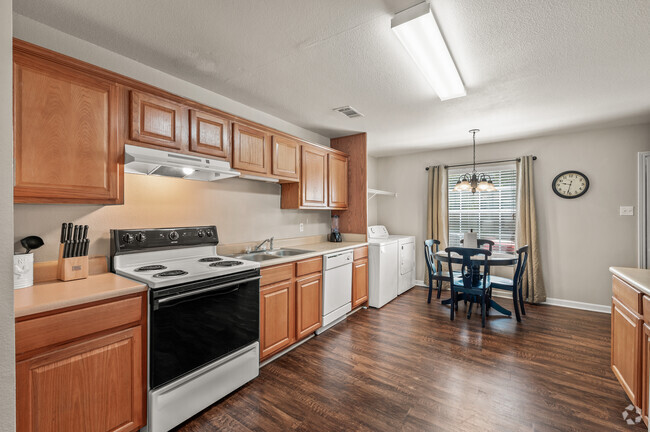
(424, 239, 453, 303)
(490, 245, 529, 322)
(445, 247, 492, 327)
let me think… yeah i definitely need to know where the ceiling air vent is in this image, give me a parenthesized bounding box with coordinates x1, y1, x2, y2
(333, 106, 364, 118)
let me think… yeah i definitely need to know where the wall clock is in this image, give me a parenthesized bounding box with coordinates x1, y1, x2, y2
(552, 171, 589, 199)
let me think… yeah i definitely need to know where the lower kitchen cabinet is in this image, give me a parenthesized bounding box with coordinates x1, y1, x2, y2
(352, 256, 369, 309)
(15, 293, 146, 432)
(296, 273, 322, 340)
(611, 292, 643, 407)
(260, 280, 295, 359)
(259, 257, 324, 361)
(642, 322, 650, 423)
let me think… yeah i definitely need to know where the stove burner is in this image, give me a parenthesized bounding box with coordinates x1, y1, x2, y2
(210, 261, 244, 267)
(153, 270, 189, 278)
(135, 265, 167, 272)
(198, 257, 224, 263)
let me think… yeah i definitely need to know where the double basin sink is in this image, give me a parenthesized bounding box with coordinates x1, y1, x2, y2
(231, 248, 313, 262)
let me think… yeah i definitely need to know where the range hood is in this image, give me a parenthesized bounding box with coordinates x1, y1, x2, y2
(124, 144, 240, 181)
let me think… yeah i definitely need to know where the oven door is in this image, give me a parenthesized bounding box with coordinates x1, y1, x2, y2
(150, 270, 260, 389)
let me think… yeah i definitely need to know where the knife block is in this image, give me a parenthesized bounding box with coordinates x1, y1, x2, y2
(57, 243, 88, 281)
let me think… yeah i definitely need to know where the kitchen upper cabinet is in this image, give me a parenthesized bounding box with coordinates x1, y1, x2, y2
(189, 109, 229, 160)
(352, 257, 369, 309)
(15, 292, 146, 432)
(611, 296, 642, 406)
(272, 136, 300, 181)
(13, 49, 122, 204)
(260, 280, 295, 359)
(301, 145, 329, 208)
(296, 274, 322, 340)
(130, 90, 183, 150)
(328, 153, 349, 209)
(232, 122, 271, 174)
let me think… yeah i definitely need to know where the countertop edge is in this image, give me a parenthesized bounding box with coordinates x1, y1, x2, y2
(609, 266, 650, 296)
(15, 274, 147, 319)
(258, 242, 368, 267)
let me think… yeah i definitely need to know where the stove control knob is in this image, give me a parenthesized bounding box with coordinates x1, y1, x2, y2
(135, 233, 146, 243)
(197, 230, 204, 238)
(206, 229, 213, 237)
(169, 231, 179, 241)
(122, 233, 134, 244)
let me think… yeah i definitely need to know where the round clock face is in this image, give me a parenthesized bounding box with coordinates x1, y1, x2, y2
(552, 171, 589, 199)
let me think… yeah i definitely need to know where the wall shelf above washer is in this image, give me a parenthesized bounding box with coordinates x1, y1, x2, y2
(368, 188, 397, 200)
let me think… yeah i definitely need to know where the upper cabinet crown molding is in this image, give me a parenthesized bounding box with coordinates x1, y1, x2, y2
(13, 50, 123, 204)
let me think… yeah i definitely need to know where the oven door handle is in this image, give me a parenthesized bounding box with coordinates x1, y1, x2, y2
(154, 275, 261, 310)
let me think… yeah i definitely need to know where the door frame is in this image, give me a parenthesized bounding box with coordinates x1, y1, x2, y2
(639, 152, 650, 269)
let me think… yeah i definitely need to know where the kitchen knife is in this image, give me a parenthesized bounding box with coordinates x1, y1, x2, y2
(76, 226, 84, 256)
(60, 223, 67, 244)
(82, 239, 89, 256)
(81, 225, 89, 257)
(71, 225, 80, 257)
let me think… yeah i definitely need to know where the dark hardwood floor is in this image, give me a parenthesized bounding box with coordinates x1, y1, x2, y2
(175, 288, 642, 431)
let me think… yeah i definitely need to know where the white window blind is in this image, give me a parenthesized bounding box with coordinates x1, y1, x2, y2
(447, 163, 517, 254)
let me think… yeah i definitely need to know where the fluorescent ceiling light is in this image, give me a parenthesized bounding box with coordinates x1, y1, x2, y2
(392, 2, 466, 101)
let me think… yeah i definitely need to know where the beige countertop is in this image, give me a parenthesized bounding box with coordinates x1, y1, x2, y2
(257, 241, 368, 267)
(610, 267, 650, 296)
(15, 273, 147, 319)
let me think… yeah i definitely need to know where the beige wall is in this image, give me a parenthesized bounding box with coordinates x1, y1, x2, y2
(0, 0, 15, 429)
(15, 174, 331, 261)
(367, 156, 378, 226)
(374, 123, 650, 306)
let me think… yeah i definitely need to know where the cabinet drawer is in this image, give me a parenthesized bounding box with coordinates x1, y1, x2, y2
(296, 257, 322, 277)
(261, 263, 294, 287)
(644, 296, 650, 323)
(613, 276, 643, 314)
(353, 246, 368, 261)
(16, 295, 143, 355)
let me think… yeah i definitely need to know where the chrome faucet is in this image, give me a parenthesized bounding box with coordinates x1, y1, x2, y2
(254, 237, 274, 251)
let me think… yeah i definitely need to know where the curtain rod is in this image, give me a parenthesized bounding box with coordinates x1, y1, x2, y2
(424, 156, 537, 171)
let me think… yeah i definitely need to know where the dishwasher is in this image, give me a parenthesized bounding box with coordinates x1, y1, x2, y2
(315, 250, 353, 335)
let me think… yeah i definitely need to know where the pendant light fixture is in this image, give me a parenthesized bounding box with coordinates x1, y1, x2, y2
(452, 129, 498, 193)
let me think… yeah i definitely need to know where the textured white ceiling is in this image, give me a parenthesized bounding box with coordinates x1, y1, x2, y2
(13, 0, 650, 156)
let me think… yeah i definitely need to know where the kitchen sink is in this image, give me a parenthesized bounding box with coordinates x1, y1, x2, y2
(232, 248, 313, 261)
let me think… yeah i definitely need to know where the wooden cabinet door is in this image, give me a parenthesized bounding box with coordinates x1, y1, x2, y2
(611, 297, 643, 406)
(328, 153, 348, 209)
(260, 280, 295, 359)
(301, 145, 328, 207)
(352, 258, 369, 309)
(16, 326, 144, 432)
(13, 54, 121, 204)
(130, 90, 183, 150)
(639, 323, 650, 425)
(272, 136, 300, 180)
(189, 109, 229, 159)
(232, 122, 270, 174)
(296, 274, 322, 340)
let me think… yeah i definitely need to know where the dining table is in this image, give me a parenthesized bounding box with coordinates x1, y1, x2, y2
(434, 249, 518, 317)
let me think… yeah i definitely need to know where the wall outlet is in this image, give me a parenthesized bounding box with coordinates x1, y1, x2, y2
(620, 206, 634, 216)
(299, 223, 304, 232)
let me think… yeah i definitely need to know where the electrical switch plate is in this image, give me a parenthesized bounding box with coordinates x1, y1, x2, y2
(299, 223, 304, 232)
(620, 206, 634, 216)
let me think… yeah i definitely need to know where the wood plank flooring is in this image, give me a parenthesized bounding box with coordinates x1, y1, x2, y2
(175, 288, 643, 431)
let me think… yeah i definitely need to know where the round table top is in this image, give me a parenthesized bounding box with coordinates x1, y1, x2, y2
(435, 250, 518, 266)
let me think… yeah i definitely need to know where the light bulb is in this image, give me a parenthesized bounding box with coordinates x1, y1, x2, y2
(182, 167, 195, 176)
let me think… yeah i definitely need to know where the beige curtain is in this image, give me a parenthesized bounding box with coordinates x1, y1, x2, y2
(516, 156, 546, 303)
(425, 165, 448, 284)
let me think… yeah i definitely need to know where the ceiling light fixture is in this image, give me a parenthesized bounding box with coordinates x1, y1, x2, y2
(452, 129, 497, 194)
(391, 1, 466, 101)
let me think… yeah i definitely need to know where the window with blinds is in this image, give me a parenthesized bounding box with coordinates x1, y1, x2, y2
(447, 163, 517, 254)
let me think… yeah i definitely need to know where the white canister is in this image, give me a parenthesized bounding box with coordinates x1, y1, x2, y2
(463, 231, 478, 249)
(14, 253, 34, 289)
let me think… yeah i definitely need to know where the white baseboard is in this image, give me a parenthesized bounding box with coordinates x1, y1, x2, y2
(542, 298, 610, 314)
(414, 280, 610, 314)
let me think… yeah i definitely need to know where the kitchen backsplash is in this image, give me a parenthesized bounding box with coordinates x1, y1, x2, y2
(14, 173, 330, 261)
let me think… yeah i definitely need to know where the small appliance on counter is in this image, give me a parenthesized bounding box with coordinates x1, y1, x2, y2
(57, 222, 91, 281)
(14, 235, 44, 289)
(329, 215, 342, 242)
